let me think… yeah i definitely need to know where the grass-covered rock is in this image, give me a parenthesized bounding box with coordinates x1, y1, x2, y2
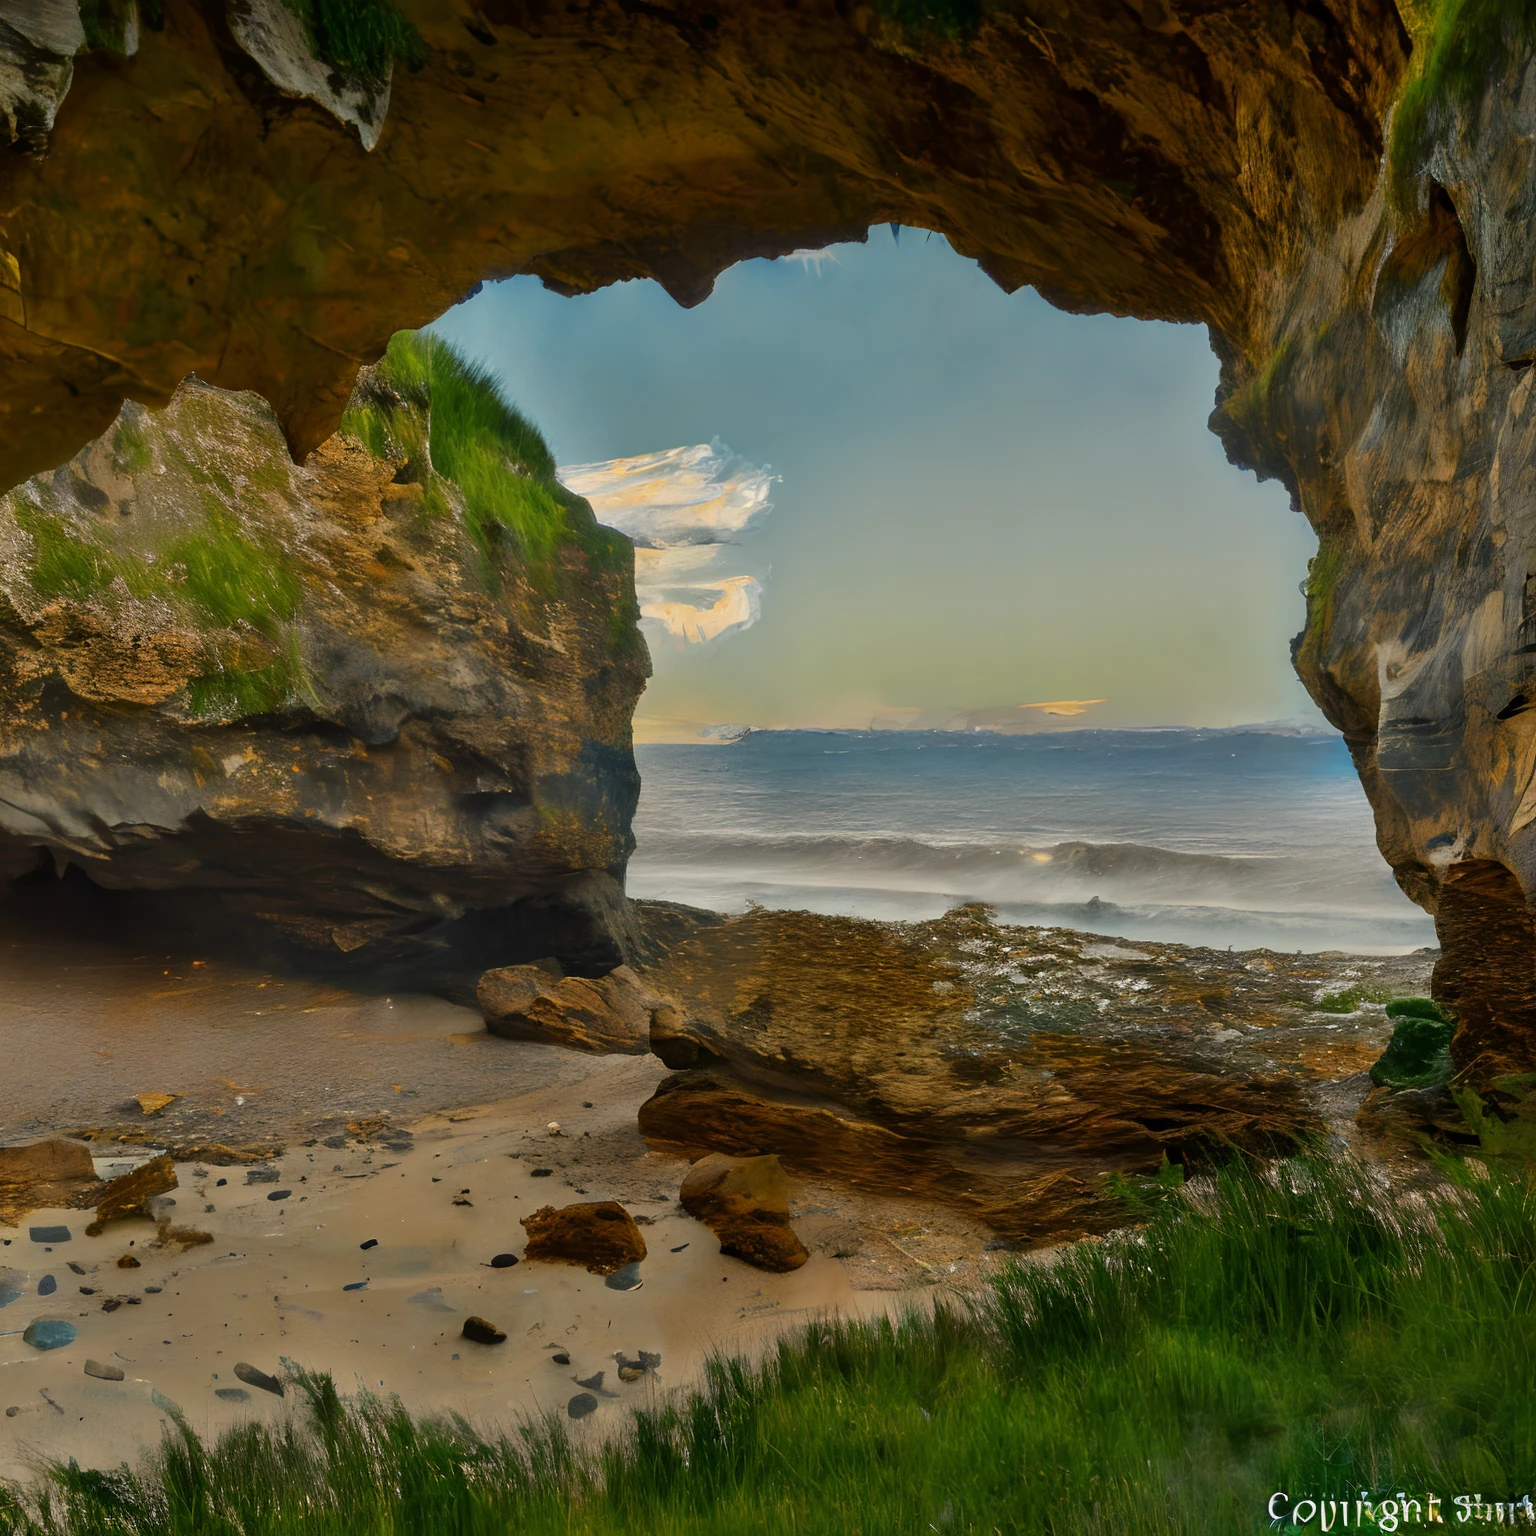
(0, 332, 647, 993)
(1370, 999, 1455, 1090)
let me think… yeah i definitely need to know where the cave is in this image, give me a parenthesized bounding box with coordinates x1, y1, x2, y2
(5, 0, 1536, 1078)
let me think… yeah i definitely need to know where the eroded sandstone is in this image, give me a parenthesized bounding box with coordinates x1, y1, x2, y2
(0, 339, 647, 989)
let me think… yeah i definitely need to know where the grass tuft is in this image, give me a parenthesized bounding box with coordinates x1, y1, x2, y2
(278, 0, 424, 86)
(3, 1155, 1533, 1532)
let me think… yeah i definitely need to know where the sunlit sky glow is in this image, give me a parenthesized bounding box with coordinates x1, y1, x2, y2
(432, 230, 1322, 739)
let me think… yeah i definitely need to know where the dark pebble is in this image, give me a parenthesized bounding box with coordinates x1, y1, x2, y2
(37, 1275, 56, 1296)
(233, 1362, 284, 1396)
(551, 1351, 570, 1365)
(670, 1243, 689, 1253)
(343, 1281, 368, 1291)
(84, 1359, 124, 1381)
(567, 1392, 598, 1420)
(605, 1262, 643, 1292)
(322, 1137, 347, 1150)
(101, 1298, 122, 1313)
(530, 1169, 553, 1178)
(462, 1316, 506, 1345)
(266, 1190, 291, 1202)
(582, 1102, 593, 1108)
(144, 1285, 162, 1294)
(576, 1370, 605, 1390)
(359, 1239, 378, 1250)
(246, 1168, 281, 1185)
(79, 1287, 96, 1296)
(66, 1262, 86, 1276)
(489, 1254, 519, 1269)
(29, 1227, 70, 1244)
(215, 1178, 227, 1187)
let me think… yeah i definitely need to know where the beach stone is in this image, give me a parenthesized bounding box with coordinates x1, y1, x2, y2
(604, 1262, 643, 1292)
(83, 1359, 124, 1381)
(575, 1370, 605, 1390)
(266, 1190, 291, 1201)
(233, 1362, 284, 1396)
(246, 1167, 281, 1184)
(617, 1364, 644, 1382)
(550, 1351, 570, 1365)
(679, 1153, 809, 1273)
(359, 1239, 378, 1250)
(0, 1140, 98, 1227)
(489, 1253, 519, 1268)
(567, 1392, 598, 1420)
(23, 1319, 75, 1351)
(117, 1254, 140, 1269)
(478, 964, 668, 1055)
(87, 1155, 178, 1237)
(520, 1201, 646, 1277)
(37, 1274, 56, 1296)
(461, 1316, 506, 1345)
(28, 1225, 72, 1244)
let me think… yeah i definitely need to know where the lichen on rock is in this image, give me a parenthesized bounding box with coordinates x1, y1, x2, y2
(0, 331, 649, 992)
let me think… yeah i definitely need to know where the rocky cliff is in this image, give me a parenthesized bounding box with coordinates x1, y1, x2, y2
(10, 0, 1536, 1079)
(0, 330, 648, 991)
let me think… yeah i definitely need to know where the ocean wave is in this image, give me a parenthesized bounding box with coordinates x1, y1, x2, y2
(628, 832, 1407, 916)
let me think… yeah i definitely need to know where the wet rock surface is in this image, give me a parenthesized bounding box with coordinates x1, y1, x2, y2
(0, 1139, 99, 1227)
(637, 905, 1437, 1245)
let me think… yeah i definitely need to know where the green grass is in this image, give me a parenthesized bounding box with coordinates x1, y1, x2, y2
(3, 1154, 1532, 1534)
(872, 0, 982, 38)
(1388, 0, 1536, 207)
(277, 0, 424, 87)
(344, 330, 632, 588)
(1370, 1008, 1455, 1089)
(78, 0, 138, 52)
(1313, 981, 1397, 1013)
(167, 513, 302, 636)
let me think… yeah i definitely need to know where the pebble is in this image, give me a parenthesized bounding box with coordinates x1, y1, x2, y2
(343, 1280, 368, 1292)
(84, 1359, 124, 1381)
(66, 1262, 86, 1276)
(23, 1319, 75, 1351)
(489, 1253, 519, 1269)
(246, 1168, 281, 1185)
(605, 1262, 643, 1292)
(617, 1365, 644, 1382)
(670, 1243, 689, 1253)
(461, 1316, 506, 1346)
(266, 1190, 291, 1202)
(550, 1351, 570, 1365)
(359, 1239, 378, 1250)
(28, 1227, 70, 1244)
(575, 1370, 605, 1390)
(233, 1362, 284, 1396)
(117, 1255, 141, 1269)
(566, 1392, 598, 1420)
(530, 1168, 553, 1178)
(36, 1275, 55, 1296)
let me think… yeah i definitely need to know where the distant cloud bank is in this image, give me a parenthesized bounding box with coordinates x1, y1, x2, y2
(558, 441, 775, 646)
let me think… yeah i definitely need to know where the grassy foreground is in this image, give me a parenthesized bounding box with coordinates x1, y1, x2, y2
(3, 1157, 1532, 1535)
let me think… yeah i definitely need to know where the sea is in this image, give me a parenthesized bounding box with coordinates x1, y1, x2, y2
(628, 729, 1438, 955)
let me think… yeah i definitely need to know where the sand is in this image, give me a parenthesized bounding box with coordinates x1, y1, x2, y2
(0, 935, 997, 1482)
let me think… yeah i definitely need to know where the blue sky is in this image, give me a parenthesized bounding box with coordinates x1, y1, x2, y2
(433, 230, 1321, 734)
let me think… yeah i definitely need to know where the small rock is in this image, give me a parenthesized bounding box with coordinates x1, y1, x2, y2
(462, 1316, 506, 1345)
(79, 1286, 96, 1295)
(617, 1364, 644, 1382)
(605, 1262, 643, 1292)
(135, 1092, 179, 1116)
(489, 1253, 519, 1268)
(144, 1285, 162, 1294)
(452, 1196, 473, 1207)
(530, 1168, 553, 1178)
(520, 1201, 647, 1277)
(37, 1275, 55, 1296)
(66, 1262, 86, 1276)
(28, 1226, 70, 1244)
(670, 1243, 689, 1253)
(575, 1370, 605, 1390)
(102, 1298, 123, 1313)
(216, 1178, 227, 1187)
(88, 1156, 178, 1237)
(343, 1280, 368, 1292)
(215, 1388, 251, 1402)
(359, 1239, 378, 1250)
(679, 1154, 810, 1273)
(246, 1167, 281, 1185)
(83, 1359, 124, 1381)
(266, 1190, 291, 1202)
(233, 1362, 284, 1396)
(567, 1392, 598, 1419)
(23, 1319, 75, 1351)
(582, 1101, 593, 1108)
(117, 1254, 141, 1269)
(550, 1351, 570, 1365)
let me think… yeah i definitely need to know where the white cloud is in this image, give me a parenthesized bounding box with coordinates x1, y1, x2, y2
(559, 441, 775, 646)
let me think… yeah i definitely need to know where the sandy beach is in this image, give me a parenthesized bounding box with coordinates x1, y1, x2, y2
(0, 931, 999, 1483)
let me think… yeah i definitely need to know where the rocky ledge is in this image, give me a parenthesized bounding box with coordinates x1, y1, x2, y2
(0, 331, 648, 992)
(618, 905, 1435, 1246)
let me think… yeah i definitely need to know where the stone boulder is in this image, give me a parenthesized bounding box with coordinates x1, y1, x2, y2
(86, 1154, 178, 1237)
(0, 334, 648, 996)
(520, 1201, 647, 1277)
(0, 1139, 99, 1226)
(678, 1153, 808, 1272)
(479, 963, 675, 1054)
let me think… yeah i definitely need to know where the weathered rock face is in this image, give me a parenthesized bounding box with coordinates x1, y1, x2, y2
(635, 905, 1433, 1244)
(0, 0, 1405, 488)
(478, 962, 671, 1053)
(678, 1152, 809, 1272)
(0, 339, 648, 991)
(520, 1200, 647, 1276)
